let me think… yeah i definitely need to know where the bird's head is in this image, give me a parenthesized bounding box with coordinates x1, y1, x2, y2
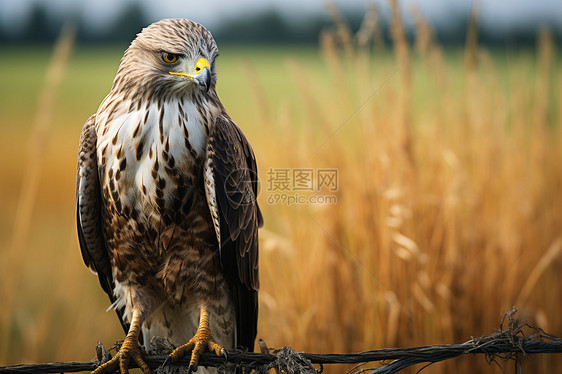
(114, 19, 219, 98)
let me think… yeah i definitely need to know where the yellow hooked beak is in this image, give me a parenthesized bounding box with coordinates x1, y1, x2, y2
(169, 57, 212, 91)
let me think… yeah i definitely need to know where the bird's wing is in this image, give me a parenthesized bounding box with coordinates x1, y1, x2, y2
(204, 114, 262, 351)
(76, 115, 130, 336)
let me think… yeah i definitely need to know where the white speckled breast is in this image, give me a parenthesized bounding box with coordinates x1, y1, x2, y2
(96, 97, 209, 217)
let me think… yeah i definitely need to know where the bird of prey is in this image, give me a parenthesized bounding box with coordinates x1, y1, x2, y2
(76, 18, 262, 374)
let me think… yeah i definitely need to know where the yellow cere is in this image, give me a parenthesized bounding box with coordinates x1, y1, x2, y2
(194, 57, 210, 73)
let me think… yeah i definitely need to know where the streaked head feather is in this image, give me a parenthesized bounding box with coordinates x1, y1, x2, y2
(109, 19, 219, 102)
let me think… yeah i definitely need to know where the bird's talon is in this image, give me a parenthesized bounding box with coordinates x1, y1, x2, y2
(221, 348, 229, 363)
(162, 356, 172, 368)
(187, 364, 198, 374)
(91, 340, 150, 374)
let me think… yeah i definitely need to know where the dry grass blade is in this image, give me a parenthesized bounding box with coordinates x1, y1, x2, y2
(533, 28, 554, 134)
(325, 1, 355, 58)
(389, 0, 415, 173)
(9, 24, 75, 256)
(517, 238, 562, 305)
(242, 61, 270, 126)
(356, 2, 381, 49)
(464, 5, 479, 72)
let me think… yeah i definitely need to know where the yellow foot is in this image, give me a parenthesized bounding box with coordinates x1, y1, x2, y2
(92, 339, 151, 374)
(162, 307, 226, 373)
(164, 336, 225, 373)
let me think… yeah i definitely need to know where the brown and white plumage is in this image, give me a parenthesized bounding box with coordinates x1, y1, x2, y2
(76, 19, 262, 374)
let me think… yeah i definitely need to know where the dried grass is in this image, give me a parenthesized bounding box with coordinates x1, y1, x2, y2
(257, 4, 561, 373)
(0, 24, 75, 363)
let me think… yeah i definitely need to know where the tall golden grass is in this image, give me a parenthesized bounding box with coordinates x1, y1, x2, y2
(1, 24, 76, 363)
(256, 4, 562, 373)
(1, 3, 561, 373)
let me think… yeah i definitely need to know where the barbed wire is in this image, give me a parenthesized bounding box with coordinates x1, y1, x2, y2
(2, 308, 561, 374)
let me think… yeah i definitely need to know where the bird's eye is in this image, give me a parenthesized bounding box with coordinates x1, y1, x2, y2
(161, 52, 180, 64)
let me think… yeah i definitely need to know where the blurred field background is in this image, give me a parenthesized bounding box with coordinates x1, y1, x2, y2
(1, 1, 562, 373)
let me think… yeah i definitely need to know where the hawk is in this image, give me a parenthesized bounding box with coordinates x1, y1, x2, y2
(76, 19, 262, 374)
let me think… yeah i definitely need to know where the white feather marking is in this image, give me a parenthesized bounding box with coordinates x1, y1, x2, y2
(96, 98, 208, 217)
(204, 158, 221, 248)
(108, 279, 132, 323)
(168, 99, 207, 156)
